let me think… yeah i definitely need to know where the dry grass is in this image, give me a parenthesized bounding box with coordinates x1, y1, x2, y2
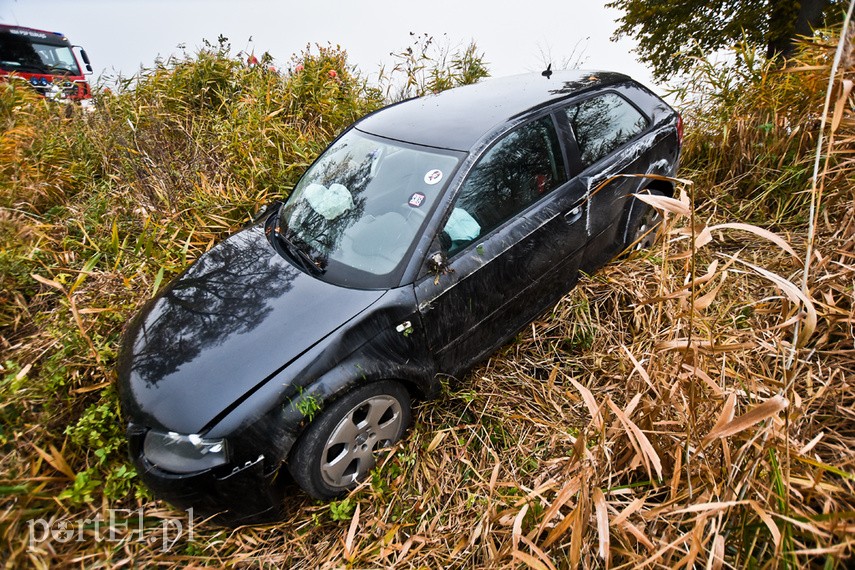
(2, 28, 855, 570)
(7, 187, 853, 569)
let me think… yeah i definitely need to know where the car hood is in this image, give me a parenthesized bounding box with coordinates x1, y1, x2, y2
(117, 223, 386, 434)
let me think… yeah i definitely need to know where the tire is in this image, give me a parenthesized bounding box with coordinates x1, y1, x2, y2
(626, 189, 664, 250)
(287, 380, 412, 500)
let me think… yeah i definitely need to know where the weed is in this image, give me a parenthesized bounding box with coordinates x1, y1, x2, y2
(328, 498, 355, 522)
(380, 33, 489, 101)
(59, 470, 101, 505)
(292, 389, 322, 422)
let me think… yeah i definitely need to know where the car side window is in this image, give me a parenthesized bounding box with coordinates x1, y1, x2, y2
(565, 93, 648, 167)
(441, 116, 566, 255)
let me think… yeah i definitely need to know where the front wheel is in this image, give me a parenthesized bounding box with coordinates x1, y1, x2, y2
(288, 380, 411, 500)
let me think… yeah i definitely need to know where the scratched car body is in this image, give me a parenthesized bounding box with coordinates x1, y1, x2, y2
(118, 70, 682, 524)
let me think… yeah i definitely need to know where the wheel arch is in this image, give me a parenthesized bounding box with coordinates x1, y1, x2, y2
(644, 178, 674, 197)
(282, 362, 430, 455)
(284, 376, 415, 499)
(620, 177, 672, 246)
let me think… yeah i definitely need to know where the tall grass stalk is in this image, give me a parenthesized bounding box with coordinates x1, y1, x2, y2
(796, 2, 855, 367)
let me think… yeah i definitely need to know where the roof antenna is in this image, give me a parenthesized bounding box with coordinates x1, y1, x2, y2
(541, 63, 553, 79)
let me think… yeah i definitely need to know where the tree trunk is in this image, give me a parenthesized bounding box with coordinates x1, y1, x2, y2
(794, 0, 829, 37)
(767, 0, 830, 59)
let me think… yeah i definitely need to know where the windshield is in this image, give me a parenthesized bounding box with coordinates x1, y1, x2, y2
(279, 129, 463, 288)
(0, 30, 81, 75)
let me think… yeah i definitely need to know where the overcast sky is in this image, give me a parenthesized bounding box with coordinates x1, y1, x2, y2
(0, 0, 656, 90)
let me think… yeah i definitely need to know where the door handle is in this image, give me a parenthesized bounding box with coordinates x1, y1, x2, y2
(564, 205, 583, 223)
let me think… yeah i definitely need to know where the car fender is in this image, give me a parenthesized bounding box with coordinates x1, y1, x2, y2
(277, 284, 439, 423)
(203, 285, 434, 471)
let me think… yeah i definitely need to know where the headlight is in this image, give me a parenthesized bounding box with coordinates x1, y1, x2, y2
(143, 430, 229, 474)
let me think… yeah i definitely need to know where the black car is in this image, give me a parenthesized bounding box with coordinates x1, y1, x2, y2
(118, 70, 682, 524)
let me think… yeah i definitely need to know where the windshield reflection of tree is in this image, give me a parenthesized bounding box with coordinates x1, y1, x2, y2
(131, 230, 295, 387)
(567, 95, 647, 165)
(456, 118, 557, 233)
(285, 148, 371, 266)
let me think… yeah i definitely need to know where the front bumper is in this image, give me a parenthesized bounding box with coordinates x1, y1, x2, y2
(128, 426, 290, 526)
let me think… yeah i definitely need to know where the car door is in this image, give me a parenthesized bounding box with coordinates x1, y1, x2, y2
(560, 90, 652, 271)
(413, 114, 590, 376)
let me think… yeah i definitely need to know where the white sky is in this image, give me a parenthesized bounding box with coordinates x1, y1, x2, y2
(0, 0, 656, 90)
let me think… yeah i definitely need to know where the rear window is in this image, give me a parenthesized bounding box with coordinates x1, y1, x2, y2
(564, 93, 648, 167)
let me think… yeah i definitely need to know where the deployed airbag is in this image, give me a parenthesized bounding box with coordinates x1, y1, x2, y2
(304, 183, 354, 220)
(445, 207, 481, 242)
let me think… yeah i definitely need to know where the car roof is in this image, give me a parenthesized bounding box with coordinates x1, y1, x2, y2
(356, 70, 633, 152)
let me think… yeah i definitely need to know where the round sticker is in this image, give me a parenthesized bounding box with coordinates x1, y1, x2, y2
(408, 192, 426, 207)
(424, 169, 443, 185)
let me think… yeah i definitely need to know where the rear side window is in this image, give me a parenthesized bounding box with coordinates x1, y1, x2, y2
(442, 116, 566, 255)
(565, 93, 648, 167)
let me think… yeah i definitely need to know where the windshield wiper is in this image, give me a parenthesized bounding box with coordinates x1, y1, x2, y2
(280, 233, 324, 275)
(269, 209, 324, 275)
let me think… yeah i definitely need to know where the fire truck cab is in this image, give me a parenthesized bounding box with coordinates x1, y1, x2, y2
(0, 24, 93, 102)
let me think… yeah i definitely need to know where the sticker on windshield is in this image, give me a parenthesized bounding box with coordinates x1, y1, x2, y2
(424, 169, 443, 185)
(408, 192, 426, 207)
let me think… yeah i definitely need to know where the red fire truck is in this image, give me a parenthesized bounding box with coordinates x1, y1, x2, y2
(0, 24, 93, 103)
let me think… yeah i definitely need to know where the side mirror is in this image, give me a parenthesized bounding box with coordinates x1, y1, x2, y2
(427, 251, 449, 274)
(74, 47, 93, 73)
(419, 233, 454, 282)
(426, 250, 454, 284)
